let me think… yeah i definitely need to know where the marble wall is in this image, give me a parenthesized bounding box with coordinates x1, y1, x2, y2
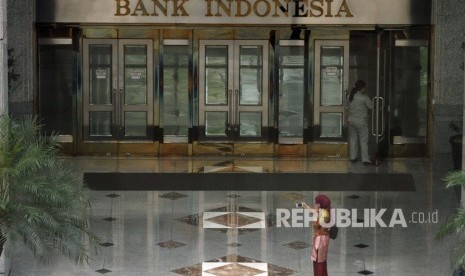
(432, 0, 465, 154)
(6, 0, 34, 116)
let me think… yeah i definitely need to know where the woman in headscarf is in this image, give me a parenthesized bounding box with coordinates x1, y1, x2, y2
(303, 194, 331, 276)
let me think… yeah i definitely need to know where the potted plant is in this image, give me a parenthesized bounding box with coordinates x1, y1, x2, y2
(0, 115, 99, 269)
(437, 170, 465, 275)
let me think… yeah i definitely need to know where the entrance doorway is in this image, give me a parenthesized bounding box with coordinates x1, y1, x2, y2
(314, 40, 350, 140)
(373, 32, 429, 158)
(198, 40, 269, 142)
(81, 39, 155, 155)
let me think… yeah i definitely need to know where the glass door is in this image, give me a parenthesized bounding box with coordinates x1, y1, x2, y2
(314, 40, 349, 140)
(372, 33, 429, 158)
(389, 38, 429, 156)
(278, 40, 305, 143)
(199, 40, 269, 142)
(119, 40, 153, 140)
(82, 39, 153, 153)
(162, 40, 189, 143)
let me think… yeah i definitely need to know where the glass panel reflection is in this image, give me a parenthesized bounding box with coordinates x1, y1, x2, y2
(89, 45, 112, 105)
(39, 45, 74, 135)
(163, 45, 189, 137)
(205, 112, 227, 136)
(125, 112, 147, 137)
(205, 46, 228, 105)
(124, 45, 147, 105)
(90, 111, 112, 136)
(320, 46, 343, 106)
(240, 112, 261, 137)
(279, 46, 304, 137)
(240, 46, 262, 105)
(391, 46, 428, 139)
(320, 113, 342, 138)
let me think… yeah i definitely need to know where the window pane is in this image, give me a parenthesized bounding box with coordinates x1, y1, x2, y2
(124, 45, 147, 105)
(205, 46, 228, 105)
(391, 46, 428, 139)
(279, 45, 304, 138)
(205, 112, 227, 136)
(320, 113, 342, 138)
(240, 112, 261, 137)
(206, 68, 227, 105)
(320, 46, 343, 106)
(90, 111, 112, 136)
(163, 45, 189, 137)
(125, 112, 147, 137)
(240, 46, 262, 105)
(89, 45, 112, 105)
(38, 45, 75, 134)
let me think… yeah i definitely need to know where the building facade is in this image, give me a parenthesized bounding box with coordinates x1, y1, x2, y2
(5, 0, 464, 159)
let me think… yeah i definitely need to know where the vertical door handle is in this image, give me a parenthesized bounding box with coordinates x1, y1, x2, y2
(371, 97, 384, 138)
(379, 97, 385, 138)
(227, 90, 233, 132)
(234, 89, 239, 132)
(371, 97, 377, 136)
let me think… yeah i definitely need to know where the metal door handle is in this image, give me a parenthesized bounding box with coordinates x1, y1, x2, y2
(227, 90, 233, 135)
(234, 89, 239, 129)
(371, 97, 385, 138)
(371, 97, 376, 136)
(379, 97, 385, 138)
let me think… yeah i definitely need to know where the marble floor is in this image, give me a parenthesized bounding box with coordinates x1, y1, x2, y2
(8, 156, 460, 275)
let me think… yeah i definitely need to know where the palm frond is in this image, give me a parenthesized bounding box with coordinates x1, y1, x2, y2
(0, 115, 100, 266)
(436, 208, 465, 240)
(444, 171, 465, 189)
(451, 242, 465, 270)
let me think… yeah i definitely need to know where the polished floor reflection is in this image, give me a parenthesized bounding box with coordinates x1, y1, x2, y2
(9, 156, 458, 275)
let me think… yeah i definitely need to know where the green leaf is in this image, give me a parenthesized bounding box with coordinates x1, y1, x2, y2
(0, 115, 100, 266)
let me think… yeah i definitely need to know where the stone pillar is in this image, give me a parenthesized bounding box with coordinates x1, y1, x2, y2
(6, 0, 34, 117)
(463, 33, 465, 169)
(432, 0, 465, 158)
(0, 0, 8, 115)
(0, 0, 8, 272)
(462, 33, 465, 207)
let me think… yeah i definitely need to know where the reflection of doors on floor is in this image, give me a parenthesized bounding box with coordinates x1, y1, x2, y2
(199, 40, 269, 142)
(81, 39, 154, 154)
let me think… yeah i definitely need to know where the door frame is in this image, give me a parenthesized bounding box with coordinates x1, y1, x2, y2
(313, 39, 350, 141)
(198, 40, 269, 142)
(80, 38, 156, 155)
(373, 32, 429, 158)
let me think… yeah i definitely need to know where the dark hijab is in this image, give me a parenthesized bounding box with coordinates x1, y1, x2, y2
(315, 194, 331, 209)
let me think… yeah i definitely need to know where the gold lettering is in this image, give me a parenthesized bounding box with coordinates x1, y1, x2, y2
(254, 0, 271, 17)
(115, 0, 131, 16)
(151, 0, 169, 16)
(325, 0, 333, 17)
(309, 0, 323, 17)
(293, 0, 307, 17)
(131, 0, 150, 16)
(216, 0, 233, 16)
(112, 0, 355, 20)
(205, 0, 214, 16)
(335, 0, 353, 17)
(235, 0, 252, 17)
(172, 0, 189, 16)
(272, 0, 290, 17)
